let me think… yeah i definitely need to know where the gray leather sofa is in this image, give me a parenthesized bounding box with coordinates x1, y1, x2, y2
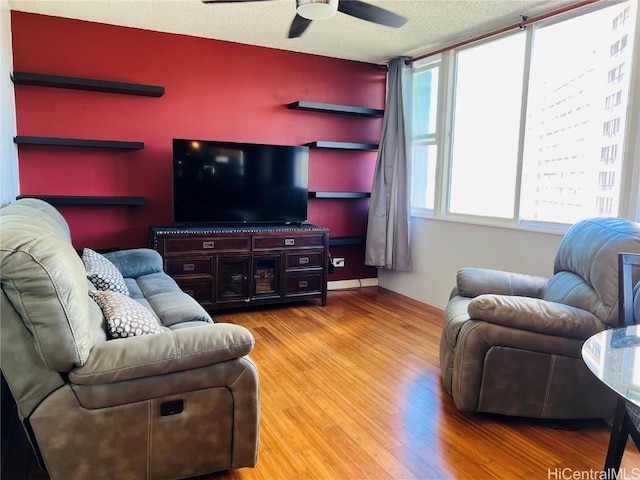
(0, 198, 260, 479)
(440, 217, 640, 419)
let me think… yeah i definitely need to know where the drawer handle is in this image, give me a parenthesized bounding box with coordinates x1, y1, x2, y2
(299, 257, 309, 265)
(203, 241, 215, 249)
(298, 280, 308, 288)
(184, 289, 195, 297)
(285, 238, 295, 246)
(183, 263, 195, 272)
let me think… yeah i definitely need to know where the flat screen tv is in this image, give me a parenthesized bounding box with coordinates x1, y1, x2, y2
(172, 139, 309, 224)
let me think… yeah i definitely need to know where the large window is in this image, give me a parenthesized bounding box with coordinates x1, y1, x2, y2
(449, 33, 526, 218)
(411, 0, 639, 227)
(411, 62, 439, 211)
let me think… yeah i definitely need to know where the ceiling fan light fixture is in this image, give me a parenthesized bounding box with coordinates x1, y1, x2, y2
(296, 0, 338, 20)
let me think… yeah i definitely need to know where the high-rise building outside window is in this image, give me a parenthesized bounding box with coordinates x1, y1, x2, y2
(520, 1, 636, 223)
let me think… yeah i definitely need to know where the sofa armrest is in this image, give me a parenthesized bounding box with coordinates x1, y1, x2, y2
(467, 294, 608, 340)
(69, 323, 254, 385)
(103, 248, 164, 278)
(457, 267, 549, 299)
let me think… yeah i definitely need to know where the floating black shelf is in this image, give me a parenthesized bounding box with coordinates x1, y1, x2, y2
(291, 100, 378, 255)
(287, 101, 384, 118)
(305, 141, 378, 150)
(14, 136, 144, 150)
(17, 195, 146, 206)
(309, 192, 371, 199)
(12, 71, 165, 97)
(329, 236, 365, 246)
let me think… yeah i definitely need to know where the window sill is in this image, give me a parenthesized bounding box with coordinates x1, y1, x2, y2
(410, 210, 569, 236)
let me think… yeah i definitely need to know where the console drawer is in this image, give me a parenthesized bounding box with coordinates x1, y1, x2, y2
(253, 235, 325, 250)
(166, 258, 211, 276)
(164, 237, 251, 254)
(285, 273, 322, 295)
(286, 251, 323, 270)
(174, 277, 213, 305)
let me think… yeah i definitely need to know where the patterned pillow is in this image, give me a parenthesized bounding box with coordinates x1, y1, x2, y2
(89, 290, 165, 339)
(82, 248, 129, 295)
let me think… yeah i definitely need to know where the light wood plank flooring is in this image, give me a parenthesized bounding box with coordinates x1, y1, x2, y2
(4, 287, 638, 479)
(209, 287, 640, 480)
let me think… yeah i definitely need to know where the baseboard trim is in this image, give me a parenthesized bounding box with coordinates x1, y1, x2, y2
(328, 278, 379, 290)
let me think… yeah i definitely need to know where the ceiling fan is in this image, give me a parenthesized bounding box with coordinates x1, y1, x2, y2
(201, 0, 407, 38)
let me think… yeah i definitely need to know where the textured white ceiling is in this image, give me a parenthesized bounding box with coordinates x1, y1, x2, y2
(8, 0, 580, 64)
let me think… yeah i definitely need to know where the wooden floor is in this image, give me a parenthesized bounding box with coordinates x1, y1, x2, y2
(4, 287, 639, 479)
(206, 287, 640, 480)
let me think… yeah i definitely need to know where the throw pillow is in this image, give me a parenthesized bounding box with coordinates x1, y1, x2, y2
(89, 290, 165, 339)
(82, 248, 130, 295)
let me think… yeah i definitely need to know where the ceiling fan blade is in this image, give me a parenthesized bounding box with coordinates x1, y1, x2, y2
(337, 0, 406, 28)
(288, 14, 312, 38)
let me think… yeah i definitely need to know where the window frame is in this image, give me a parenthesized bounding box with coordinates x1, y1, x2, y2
(410, 55, 446, 216)
(409, 0, 640, 232)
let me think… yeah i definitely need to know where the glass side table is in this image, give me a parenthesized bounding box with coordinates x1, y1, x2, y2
(582, 325, 640, 478)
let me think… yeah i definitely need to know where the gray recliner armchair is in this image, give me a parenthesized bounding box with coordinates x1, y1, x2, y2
(440, 217, 640, 419)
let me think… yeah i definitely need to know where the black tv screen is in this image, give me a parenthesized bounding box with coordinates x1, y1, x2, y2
(172, 139, 309, 224)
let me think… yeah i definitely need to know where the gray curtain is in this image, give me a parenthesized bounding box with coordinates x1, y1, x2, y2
(365, 57, 411, 271)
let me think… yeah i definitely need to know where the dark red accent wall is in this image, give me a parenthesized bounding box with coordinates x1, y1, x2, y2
(11, 11, 383, 281)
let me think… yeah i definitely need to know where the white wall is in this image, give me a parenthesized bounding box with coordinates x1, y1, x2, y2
(379, 217, 563, 310)
(0, 0, 18, 206)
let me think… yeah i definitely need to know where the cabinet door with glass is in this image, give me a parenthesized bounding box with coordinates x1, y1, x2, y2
(252, 255, 282, 300)
(216, 256, 251, 304)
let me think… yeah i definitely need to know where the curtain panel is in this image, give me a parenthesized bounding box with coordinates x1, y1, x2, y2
(365, 57, 411, 271)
